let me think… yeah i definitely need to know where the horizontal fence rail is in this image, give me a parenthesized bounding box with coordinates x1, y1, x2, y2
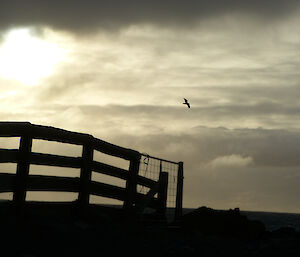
(0, 122, 139, 160)
(0, 122, 183, 221)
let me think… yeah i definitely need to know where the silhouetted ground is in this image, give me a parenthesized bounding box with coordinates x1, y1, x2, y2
(0, 202, 299, 257)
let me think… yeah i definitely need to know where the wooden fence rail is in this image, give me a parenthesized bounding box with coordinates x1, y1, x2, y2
(0, 122, 183, 221)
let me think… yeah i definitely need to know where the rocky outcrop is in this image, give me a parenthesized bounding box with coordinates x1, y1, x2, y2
(179, 206, 265, 239)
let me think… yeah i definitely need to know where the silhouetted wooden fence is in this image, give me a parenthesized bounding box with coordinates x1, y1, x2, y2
(0, 122, 183, 220)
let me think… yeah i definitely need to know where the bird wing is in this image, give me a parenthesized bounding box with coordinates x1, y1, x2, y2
(187, 103, 190, 108)
(184, 98, 188, 103)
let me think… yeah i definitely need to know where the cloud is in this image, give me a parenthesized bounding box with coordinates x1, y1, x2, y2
(108, 127, 300, 212)
(206, 154, 253, 169)
(0, 0, 299, 34)
(1, 1, 300, 212)
(1, 20, 293, 140)
(19, 23, 300, 133)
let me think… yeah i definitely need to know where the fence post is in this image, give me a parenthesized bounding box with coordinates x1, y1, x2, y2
(13, 135, 32, 216)
(157, 171, 168, 218)
(78, 144, 93, 213)
(123, 154, 141, 212)
(175, 161, 184, 221)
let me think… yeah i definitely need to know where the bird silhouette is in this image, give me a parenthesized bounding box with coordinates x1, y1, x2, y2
(183, 98, 190, 108)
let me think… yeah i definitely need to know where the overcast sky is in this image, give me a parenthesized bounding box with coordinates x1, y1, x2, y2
(1, 0, 300, 213)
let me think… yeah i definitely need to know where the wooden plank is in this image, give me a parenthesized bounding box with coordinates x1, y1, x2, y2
(157, 171, 169, 216)
(0, 173, 15, 192)
(78, 145, 93, 210)
(26, 175, 79, 192)
(0, 122, 90, 144)
(92, 160, 129, 180)
(31, 124, 92, 145)
(32, 125, 138, 160)
(0, 122, 31, 137)
(92, 138, 140, 161)
(13, 135, 32, 214)
(30, 152, 81, 168)
(25, 122, 138, 160)
(89, 181, 126, 201)
(0, 148, 18, 163)
(175, 161, 184, 221)
(0, 149, 83, 170)
(31, 123, 137, 161)
(136, 171, 168, 214)
(123, 156, 141, 210)
(135, 156, 164, 214)
(0, 122, 140, 160)
(136, 181, 159, 214)
(136, 175, 156, 188)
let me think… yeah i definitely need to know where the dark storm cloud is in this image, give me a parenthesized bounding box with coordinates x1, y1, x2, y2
(0, 0, 299, 34)
(111, 125, 300, 168)
(77, 102, 300, 128)
(50, 102, 300, 167)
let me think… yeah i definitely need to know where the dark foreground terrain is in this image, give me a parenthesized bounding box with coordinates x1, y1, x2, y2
(0, 202, 300, 257)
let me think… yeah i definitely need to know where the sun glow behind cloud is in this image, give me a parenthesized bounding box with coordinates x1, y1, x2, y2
(0, 28, 66, 85)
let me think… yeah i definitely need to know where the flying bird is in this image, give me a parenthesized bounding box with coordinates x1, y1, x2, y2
(183, 98, 190, 108)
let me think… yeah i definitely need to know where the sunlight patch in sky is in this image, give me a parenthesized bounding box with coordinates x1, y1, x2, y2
(0, 28, 66, 85)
